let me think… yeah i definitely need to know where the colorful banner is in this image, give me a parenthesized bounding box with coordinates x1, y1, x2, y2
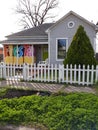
(4, 44, 35, 64)
(24, 45, 34, 64)
(4, 45, 13, 63)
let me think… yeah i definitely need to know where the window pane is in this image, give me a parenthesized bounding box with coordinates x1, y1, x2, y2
(57, 39, 66, 59)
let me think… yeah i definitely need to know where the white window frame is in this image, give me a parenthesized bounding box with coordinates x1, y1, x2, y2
(56, 38, 68, 61)
(68, 21, 75, 28)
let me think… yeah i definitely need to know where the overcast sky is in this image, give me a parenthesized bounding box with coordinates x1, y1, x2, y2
(0, 0, 98, 40)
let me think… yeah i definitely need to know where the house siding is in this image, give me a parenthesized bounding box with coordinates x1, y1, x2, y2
(49, 14, 96, 65)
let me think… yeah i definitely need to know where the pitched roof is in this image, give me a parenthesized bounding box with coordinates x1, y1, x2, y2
(46, 11, 96, 32)
(7, 23, 54, 38)
(6, 11, 96, 38)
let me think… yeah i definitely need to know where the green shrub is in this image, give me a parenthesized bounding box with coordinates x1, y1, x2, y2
(63, 25, 97, 67)
(0, 93, 98, 129)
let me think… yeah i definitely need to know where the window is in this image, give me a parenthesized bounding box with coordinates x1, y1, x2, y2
(68, 21, 75, 28)
(57, 39, 67, 60)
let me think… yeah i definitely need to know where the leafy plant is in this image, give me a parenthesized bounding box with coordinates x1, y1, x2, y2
(0, 88, 7, 97)
(0, 93, 98, 130)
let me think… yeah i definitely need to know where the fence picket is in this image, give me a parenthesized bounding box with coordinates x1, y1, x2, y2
(82, 65, 85, 85)
(51, 64, 53, 82)
(91, 65, 94, 84)
(66, 64, 68, 84)
(74, 64, 76, 83)
(40, 65, 43, 82)
(48, 64, 50, 82)
(87, 65, 90, 86)
(43, 64, 46, 82)
(13, 64, 15, 78)
(70, 64, 72, 84)
(54, 64, 57, 82)
(37, 64, 40, 81)
(78, 65, 81, 85)
(29, 64, 32, 81)
(33, 64, 36, 80)
(96, 65, 98, 82)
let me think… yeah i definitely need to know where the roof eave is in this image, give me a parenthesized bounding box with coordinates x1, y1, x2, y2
(1, 42, 48, 45)
(7, 35, 48, 40)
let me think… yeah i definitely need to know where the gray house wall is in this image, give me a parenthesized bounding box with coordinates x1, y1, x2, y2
(48, 14, 96, 65)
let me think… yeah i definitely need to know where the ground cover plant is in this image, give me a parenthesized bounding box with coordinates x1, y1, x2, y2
(0, 92, 98, 130)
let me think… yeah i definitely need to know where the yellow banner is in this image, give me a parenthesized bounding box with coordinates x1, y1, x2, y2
(4, 45, 34, 64)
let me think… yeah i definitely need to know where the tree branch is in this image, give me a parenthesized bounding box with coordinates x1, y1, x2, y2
(15, 0, 58, 28)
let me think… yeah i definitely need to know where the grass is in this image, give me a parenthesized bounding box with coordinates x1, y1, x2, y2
(0, 87, 8, 97)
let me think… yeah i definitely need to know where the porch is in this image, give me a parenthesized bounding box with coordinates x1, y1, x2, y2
(3, 44, 48, 65)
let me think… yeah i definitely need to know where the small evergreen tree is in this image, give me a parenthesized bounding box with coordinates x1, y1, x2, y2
(63, 25, 97, 67)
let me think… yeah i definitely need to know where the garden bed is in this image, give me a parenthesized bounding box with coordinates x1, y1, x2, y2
(0, 87, 51, 99)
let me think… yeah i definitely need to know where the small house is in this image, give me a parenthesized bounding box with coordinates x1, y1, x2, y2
(1, 11, 98, 65)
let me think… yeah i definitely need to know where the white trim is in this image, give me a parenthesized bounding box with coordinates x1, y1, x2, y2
(6, 36, 48, 39)
(48, 32, 51, 64)
(56, 38, 68, 61)
(67, 21, 75, 28)
(2, 42, 48, 45)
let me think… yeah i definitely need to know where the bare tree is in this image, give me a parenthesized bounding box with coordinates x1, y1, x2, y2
(15, 0, 58, 28)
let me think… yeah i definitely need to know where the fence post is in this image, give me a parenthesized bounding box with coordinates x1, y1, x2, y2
(96, 65, 98, 82)
(23, 63, 27, 81)
(2, 63, 6, 79)
(91, 65, 94, 85)
(59, 64, 64, 83)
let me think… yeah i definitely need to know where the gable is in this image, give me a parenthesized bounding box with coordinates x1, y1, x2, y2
(49, 13, 96, 38)
(47, 11, 96, 33)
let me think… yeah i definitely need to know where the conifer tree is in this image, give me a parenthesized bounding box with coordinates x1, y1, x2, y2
(63, 25, 97, 67)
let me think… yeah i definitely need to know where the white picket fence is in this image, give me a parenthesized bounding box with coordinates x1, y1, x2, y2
(0, 63, 98, 85)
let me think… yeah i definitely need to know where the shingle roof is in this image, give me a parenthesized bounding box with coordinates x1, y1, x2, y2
(6, 23, 54, 38)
